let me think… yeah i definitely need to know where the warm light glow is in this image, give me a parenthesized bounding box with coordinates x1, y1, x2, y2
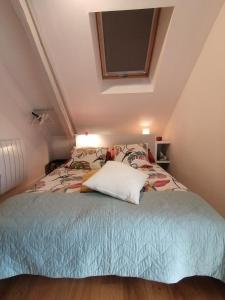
(142, 128, 150, 135)
(76, 134, 102, 148)
(140, 121, 150, 127)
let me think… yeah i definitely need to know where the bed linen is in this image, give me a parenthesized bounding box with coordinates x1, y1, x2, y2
(27, 164, 187, 193)
(0, 191, 224, 283)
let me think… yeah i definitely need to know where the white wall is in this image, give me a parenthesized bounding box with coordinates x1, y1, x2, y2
(0, 0, 52, 188)
(164, 4, 225, 216)
(48, 136, 74, 160)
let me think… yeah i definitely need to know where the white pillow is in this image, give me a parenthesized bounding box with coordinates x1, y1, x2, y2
(83, 161, 148, 204)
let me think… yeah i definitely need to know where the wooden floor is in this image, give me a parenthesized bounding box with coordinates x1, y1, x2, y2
(0, 276, 224, 300)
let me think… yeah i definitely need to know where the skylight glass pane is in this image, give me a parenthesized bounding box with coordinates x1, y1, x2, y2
(96, 8, 160, 78)
(102, 9, 154, 73)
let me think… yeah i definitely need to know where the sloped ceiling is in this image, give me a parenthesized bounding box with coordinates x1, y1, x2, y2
(0, 0, 65, 136)
(25, 0, 224, 135)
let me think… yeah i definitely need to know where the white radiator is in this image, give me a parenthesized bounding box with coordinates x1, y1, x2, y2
(0, 139, 25, 195)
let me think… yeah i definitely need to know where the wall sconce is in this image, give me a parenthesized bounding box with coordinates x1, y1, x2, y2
(76, 133, 102, 148)
(142, 128, 150, 135)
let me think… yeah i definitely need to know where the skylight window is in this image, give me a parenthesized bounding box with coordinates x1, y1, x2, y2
(96, 8, 160, 79)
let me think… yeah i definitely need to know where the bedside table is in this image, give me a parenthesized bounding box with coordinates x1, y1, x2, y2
(45, 159, 67, 175)
(155, 141, 170, 170)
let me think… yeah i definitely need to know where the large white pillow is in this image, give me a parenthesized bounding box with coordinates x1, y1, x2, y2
(83, 161, 148, 204)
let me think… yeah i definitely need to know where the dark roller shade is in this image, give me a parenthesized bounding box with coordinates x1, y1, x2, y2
(102, 9, 154, 72)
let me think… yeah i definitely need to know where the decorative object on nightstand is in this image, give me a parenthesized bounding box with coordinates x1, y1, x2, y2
(155, 140, 170, 170)
(156, 136, 162, 141)
(45, 159, 67, 175)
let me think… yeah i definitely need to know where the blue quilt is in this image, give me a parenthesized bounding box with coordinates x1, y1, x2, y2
(0, 191, 224, 283)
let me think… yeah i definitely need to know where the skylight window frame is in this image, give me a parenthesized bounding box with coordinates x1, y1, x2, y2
(96, 8, 160, 79)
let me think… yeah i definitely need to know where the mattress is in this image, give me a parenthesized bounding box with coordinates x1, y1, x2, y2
(27, 164, 187, 193)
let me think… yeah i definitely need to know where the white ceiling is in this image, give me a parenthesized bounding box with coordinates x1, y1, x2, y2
(26, 0, 224, 136)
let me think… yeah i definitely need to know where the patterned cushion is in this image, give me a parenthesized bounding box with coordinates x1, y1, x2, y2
(114, 143, 152, 169)
(66, 147, 108, 170)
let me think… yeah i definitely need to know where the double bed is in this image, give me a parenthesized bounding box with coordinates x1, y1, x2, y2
(0, 144, 224, 284)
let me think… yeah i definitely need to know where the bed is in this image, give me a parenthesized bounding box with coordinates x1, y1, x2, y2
(0, 145, 224, 284)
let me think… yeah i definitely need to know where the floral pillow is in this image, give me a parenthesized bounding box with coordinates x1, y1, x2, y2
(66, 147, 108, 170)
(114, 143, 152, 169)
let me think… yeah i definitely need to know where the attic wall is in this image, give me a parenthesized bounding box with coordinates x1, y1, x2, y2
(48, 136, 74, 160)
(164, 4, 225, 216)
(0, 0, 51, 188)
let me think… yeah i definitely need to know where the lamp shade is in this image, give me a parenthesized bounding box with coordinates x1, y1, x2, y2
(76, 134, 102, 148)
(142, 128, 150, 135)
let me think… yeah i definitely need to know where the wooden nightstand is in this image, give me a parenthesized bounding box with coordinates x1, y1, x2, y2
(155, 141, 170, 170)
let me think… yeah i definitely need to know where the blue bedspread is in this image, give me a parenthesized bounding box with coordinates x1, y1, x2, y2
(0, 191, 224, 283)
